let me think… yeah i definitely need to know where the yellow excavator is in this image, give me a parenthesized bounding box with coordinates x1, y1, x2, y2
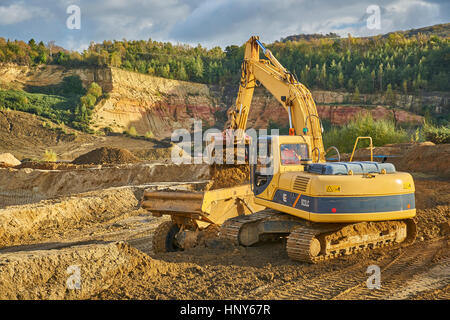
(219, 36, 417, 263)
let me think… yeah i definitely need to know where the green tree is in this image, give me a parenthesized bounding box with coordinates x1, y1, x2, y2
(110, 51, 122, 67)
(386, 83, 395, 106)
(353, 86, 360, 104)
(87, 82, 102, 99)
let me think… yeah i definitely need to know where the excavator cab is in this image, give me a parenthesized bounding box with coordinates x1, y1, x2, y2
(251, 135, 313, 196)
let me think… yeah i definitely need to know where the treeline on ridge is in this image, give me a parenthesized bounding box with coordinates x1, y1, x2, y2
(0, 30, 449, 94)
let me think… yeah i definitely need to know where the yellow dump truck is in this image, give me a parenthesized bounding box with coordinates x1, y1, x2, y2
(142, 184, 264, 252)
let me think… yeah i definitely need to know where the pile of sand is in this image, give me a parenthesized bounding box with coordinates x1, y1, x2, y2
(0, 242, 172, 299)
(206, 164, 250, 190)
(72, 147, 139, 165)
(400, 143, 450, 177)
(350, 142, 450, 177)
(0, 187, 140, 247)
(0, 153, 21, 167)
(414, 179, 450, 240)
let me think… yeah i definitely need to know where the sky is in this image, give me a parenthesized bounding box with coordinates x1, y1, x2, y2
(0, 0, 448, 51)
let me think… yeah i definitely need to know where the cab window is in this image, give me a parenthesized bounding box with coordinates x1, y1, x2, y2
(256, 138, 272, 175)
(280, 144, 308, 165)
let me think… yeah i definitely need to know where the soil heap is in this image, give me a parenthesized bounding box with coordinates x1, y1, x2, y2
(206, 164, 250, 190)
(0, 153, 21, 167)
(72, 147, 139, 165)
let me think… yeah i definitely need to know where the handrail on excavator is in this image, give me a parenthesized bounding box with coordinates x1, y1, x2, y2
(349, 136, 373, 162)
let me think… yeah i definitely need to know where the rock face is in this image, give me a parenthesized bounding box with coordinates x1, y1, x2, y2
(0, 63, 112, 91)
(91, 68, 223, 137)
(246, 87, 425, 128)
(316, 105, 424, 126)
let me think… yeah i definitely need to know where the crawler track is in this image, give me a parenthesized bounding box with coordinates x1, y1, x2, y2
(219, 210, 276, 244)
(286, 220, 415, 263)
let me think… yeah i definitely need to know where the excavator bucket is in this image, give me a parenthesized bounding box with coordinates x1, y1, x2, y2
(142, 184, 265, 229)
(142, 191, 204, 216)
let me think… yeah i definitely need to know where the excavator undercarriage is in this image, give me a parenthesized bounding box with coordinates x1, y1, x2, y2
(220, 209, 417, 263)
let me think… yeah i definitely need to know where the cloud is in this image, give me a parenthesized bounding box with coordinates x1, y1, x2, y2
(0, 0, 448, 50)
(169, 0, 448, 46)
(0, 2, 50, 25)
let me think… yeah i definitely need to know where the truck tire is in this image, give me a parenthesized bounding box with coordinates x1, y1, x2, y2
(152, 221, 181, 253)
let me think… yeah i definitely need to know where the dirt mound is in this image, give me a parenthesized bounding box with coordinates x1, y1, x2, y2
(0, 163, 211, 207)
(0, 242, 171, 299)
(0, 110, 91, 160)
(0, 187, 140, 247)
(206, 164, 250, 190)
(72, 147, 139, 165)
(400, 143, 450, 177)
(0, 110, 173, 162)
(351, 142, 450, 177)
(414, 178, 450, 240)
(0, 153, 21, 167)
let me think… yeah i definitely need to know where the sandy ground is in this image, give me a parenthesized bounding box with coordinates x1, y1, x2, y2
(0, 137, 448, 300)
(0, 172, 448, 300)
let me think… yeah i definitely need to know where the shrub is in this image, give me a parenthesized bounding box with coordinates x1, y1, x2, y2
(80, 93, 96, 108)
(42, 149, 57, 162)
(0, 90, 78, 126)
(323, 112, 409, 153)
(423, 124, 450, 144)
(128, 126, 137, 137)
(103, 126, 113, 135)
(144, 131, 154, 139)
(87, 82, 102, 99)
(17, 95, 29, 105)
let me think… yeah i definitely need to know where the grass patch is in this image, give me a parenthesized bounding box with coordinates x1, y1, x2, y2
(0, 90, 79, 125)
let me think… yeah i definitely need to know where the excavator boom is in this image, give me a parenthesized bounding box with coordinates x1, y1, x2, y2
(228, 36, 325, 162)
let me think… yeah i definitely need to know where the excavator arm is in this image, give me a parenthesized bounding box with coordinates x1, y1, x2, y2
(228, 36, 325, 162)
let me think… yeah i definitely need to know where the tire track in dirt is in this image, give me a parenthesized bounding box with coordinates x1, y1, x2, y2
(242, 249, 394, 300)
(387, 257, 450, 299)
(331, 239, 447, 300)
(414, 284, 450, 300)
(244, 239, 448, 300)
(333, 238, 449, 299)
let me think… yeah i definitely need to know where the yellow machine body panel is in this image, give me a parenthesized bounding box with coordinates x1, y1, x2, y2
(252, 135, 416, 223)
